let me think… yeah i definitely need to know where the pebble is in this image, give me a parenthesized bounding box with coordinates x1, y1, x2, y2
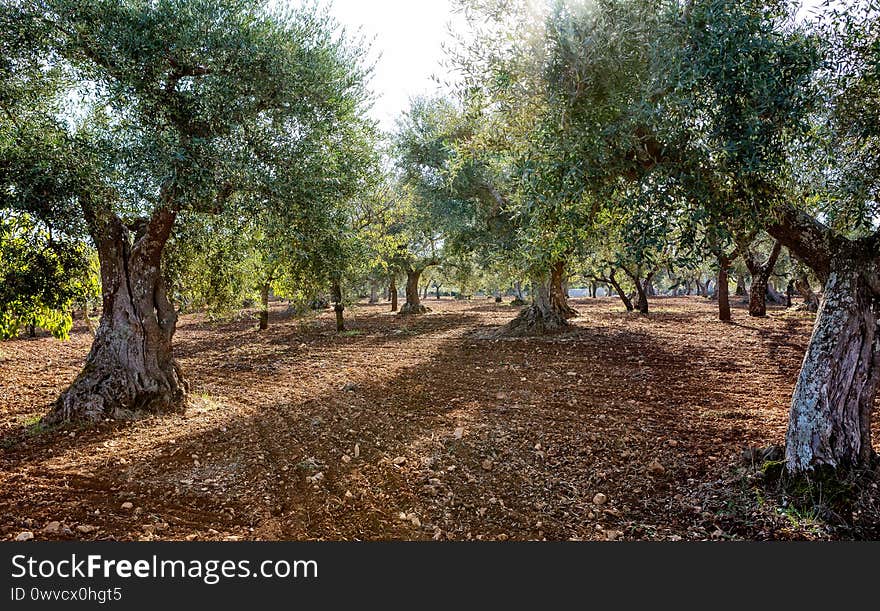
(43, 521, 61, 534)
(410, 515, 421, 528)
(353, 444, 360, 458)
(453, 427, 464, 440)
(121, 502, 134, 511)
(592, 493, 608, 506)
(341, 455, 351, 464)
(481, 459, 494, 471)
(647, 461, 666, 477)
(392, 456, 407, 466)
(15, 531, 34, 542)
(76, 525, 96, 534)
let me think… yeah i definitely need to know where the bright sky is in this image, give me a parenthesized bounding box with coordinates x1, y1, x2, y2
(319, 0, 461, 133)
(284, 1, 828, 134)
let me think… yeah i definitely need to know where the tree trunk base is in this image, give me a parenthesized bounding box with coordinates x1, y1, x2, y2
(496, 304, 570, 337)
(46, 357, 186, 424)
(398, 303, 430, 316)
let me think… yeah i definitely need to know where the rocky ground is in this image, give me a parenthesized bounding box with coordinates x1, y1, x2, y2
(1, 296, 878, 541)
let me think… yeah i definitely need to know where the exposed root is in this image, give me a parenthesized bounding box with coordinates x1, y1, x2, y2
(398, 303, 430, 316)
(495, 304, 571, 337)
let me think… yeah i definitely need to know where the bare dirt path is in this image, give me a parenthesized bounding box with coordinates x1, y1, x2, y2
(1, 297, 877, 540)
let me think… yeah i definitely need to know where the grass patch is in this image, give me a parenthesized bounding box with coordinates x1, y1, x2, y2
(338, 329, 364, 338)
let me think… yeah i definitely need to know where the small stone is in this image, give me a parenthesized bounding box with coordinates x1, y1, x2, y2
(341, 455, 351, 464)
(43, 521, 61, 534)
(185, 534, 197, 541)
(592, 493, 608, 506)
(344, 490, 353, 499)
(647, 460, 666, 477)
(121, 502, 134, 511)
(605, 530, 623, 541)
(342, 382, 358, 392)
(392, 456, 407, 466)
(497, 533, 509, 541)
(410, 515, 421, 528)
(453, 427, 464, 440)
(76, 525, 96, 534)
(15, 531, 34, 541)
(481, 459, 494, 471)
(353, 444, 360, 458)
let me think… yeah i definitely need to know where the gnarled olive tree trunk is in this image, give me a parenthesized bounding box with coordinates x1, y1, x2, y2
(500, 261, 577, 336)
(785, 256, 879, 472)
(743, 240, 782, 317)
(768, 208, 878, 474)
(48, 209, 186, 423)
(399, 260, 438, 316)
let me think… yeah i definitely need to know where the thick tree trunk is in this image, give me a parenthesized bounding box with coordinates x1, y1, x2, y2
(399, 268, 429, 316)
(785, 258, 879, 473)
(369, 281, 379, 304)
(48, 209, 185, 423)
(435, 284, 442, 300)
(390, 278, 398, 312)
(749, 277, 769, 317)
(590, 282, 597, 298)
(745, 241, 782, 317)
(500, 261, 577, 336)
(259, 281, 270, 331)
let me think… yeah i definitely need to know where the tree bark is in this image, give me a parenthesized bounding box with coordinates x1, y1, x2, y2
(743, 240, 783, 317)
(389, 277, 398, 312)
(499, 261, 577, 336)
(331, 278, 344, 332)
(785, 256, 879, 473)
(623, 267, 654, 314)
(735, 273, 747, 297)
(369, 280, 379, 304)
(259, 280, 270, 331)
(48, 209, 186, 423)
(718, 255, 732, 323)
(605, 270, 633, 311)
(795, 274, 819, 312)
(399, 268, 429, 315)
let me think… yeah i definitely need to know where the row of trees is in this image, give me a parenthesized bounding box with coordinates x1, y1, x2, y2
(387, 0, 880, 476)
(1, 0, 878, 479)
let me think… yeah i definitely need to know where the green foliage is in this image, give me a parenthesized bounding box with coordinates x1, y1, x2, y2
(0, 213, 98, 339)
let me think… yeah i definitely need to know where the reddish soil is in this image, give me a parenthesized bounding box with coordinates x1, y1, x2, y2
(1, 297, 878, 541)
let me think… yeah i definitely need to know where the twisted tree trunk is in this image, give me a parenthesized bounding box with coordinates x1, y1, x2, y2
(743, 241, 783, 317)
(399, 267, 430, 316)
(785, 256, 879, 473)
(767, 206, 878, 474)
(500, 261, 577, 336)
(48, 209, 186, 423)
